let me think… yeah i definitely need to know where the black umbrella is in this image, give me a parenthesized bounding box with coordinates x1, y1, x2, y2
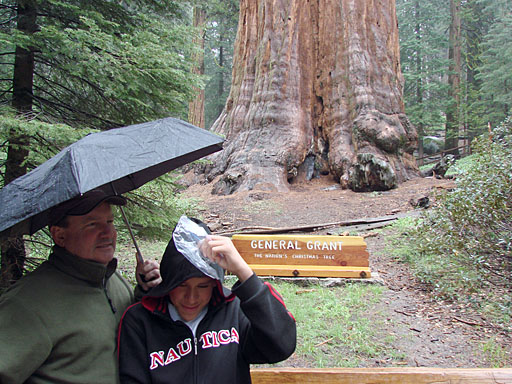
(0, 117, 223, 261)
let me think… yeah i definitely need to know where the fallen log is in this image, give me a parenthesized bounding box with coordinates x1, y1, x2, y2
(216, 210, 421, 236)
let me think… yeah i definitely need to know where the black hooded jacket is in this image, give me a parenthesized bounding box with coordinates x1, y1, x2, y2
(117, 223, 296, 384)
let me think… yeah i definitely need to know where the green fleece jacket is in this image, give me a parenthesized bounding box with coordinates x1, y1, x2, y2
(0, 246, 135, 384)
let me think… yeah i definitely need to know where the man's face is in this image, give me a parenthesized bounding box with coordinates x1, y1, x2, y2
(50, 202, 117, 265)
(168, 277, 215, 322)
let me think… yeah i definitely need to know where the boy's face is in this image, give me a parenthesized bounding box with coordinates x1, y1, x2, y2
(168, 276, 215, 321)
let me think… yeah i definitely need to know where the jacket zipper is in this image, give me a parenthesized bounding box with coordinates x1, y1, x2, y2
(103, 277, 117, 313)
(194, 336, 198, 383)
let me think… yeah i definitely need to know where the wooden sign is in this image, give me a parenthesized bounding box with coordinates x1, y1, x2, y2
(232, 234, 371, 278)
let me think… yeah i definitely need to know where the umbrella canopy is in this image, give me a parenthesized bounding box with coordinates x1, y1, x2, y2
(0, 117, 223, 236)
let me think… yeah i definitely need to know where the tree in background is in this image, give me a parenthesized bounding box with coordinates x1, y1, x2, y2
(0, 0, 201, 286)
(398, 0, 511, 153)
(1, 1, 199, 130)
(203, 0, 239, 129)
(473, 7, 512, 128)
(397, 0, 451, 160)
(0, 0, 37, 285)
(188, 5, 207, 128)
(205, 0, 418, 194)
(445, 0, 462, 155)
(461, 0, 488, 141)
(188, 0, 239, 130)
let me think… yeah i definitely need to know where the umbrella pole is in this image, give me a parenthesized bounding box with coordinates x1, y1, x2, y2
(119, 206, 144, 264)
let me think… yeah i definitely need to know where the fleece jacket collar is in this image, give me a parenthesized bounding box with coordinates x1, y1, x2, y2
(49, 246, 117, 287)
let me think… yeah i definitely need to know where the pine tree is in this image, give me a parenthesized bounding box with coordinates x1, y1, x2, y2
(397, 0, 451, 157)
(472, 8, 512, 127)
(203, 0, 239, 129)
(0, 0, 200, 286)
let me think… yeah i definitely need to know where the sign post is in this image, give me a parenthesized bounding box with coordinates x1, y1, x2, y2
(232, 234, 371, 278)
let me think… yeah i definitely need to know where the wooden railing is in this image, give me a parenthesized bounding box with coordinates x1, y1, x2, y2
(416, 144, 471, 166)
(251, 367, 512, 383)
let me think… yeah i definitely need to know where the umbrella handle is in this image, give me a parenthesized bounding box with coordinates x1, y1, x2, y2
(119, 205, 144, 264)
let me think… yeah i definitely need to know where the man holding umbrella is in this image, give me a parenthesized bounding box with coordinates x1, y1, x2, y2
(0, 189, 162, 384)
(0, 116, 224, 383)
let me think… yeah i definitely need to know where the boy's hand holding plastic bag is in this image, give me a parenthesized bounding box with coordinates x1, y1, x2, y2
(173, 216, 253, 282)
(200, 235, 253, 282)
(172, 216, 223, 281)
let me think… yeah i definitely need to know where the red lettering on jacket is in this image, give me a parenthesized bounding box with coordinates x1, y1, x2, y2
(165, 348, 181, 364)
(149, 339, 192, 370)
(200, 328, 239, 349)
(149, 328, 240, 370)
(149, 351, 165, 370)
(201, 331, 214, 348)
(212, 331, 220, 347)
(230, 327, 239, 344)
(218, 329, 231, 344)
(177, 339, 192, 355)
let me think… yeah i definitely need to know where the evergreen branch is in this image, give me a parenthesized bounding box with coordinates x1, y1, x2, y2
(33, 75, 122, 124)
(0, 4, 17, 10)
(0, 18, 16, 26)
(0, 85, 13, 100)
(32, 93, 120, 128)
(34, 70, 95, 101)
(34, 54, 117, 92)
(33, 57, 121, 113)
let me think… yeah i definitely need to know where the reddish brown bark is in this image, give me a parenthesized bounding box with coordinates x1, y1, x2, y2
(206, 0, 418, 194)
(188, 7, 206, 129)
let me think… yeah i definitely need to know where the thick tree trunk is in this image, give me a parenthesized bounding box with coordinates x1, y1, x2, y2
(188, 7, 206, 128)
(1, 0, 37, 288)
(205, 0, 418, 195)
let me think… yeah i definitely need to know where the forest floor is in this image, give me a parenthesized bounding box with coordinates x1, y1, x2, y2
(182, 174, 512, 368)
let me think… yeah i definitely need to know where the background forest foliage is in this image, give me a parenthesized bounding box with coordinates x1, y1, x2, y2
(0, 0, 511, 283)
(397, 0, 511, 151)
(0, 0, 204, 240)
(2, 0, 510, 183)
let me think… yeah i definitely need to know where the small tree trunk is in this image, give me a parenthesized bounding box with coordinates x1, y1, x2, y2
(188, 7, 206, 128)
(445, 0, 461, 155)
(414, 0, 424, 166)
(1, 0, 37, 288)
(206, 0, 418, 195)
(217, 42, 225, 119)
(464, 0, 484, 142)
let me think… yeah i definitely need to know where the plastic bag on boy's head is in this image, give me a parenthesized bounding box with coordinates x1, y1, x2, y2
(173, 216, 224, 281)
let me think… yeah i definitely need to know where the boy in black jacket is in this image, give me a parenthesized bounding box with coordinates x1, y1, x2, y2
(117, 217, 296, 384)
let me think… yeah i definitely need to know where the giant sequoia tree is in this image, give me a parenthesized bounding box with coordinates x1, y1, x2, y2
(205, 0, 418, 194)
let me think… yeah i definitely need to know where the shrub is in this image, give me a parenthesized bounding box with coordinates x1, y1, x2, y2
(390, 117, 512, 326)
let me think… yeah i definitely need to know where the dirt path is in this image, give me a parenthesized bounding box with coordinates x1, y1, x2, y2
(366, 231, 492, 368)
(183, 175, 509, 367)
(185, 175, 453, 232)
